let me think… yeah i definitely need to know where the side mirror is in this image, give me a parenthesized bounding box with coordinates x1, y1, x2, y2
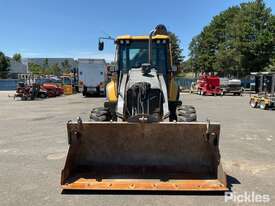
(98, 41, 104, 51)
(172, 65, 177, 72)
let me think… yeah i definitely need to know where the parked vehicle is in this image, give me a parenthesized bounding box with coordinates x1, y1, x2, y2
(60, 76, 73, 95)
(36, 78, 64, 97)
(197, 75, 223, 96)
(250, 72, 275, 110)
(41, 83, 63, 97)
(78, 59, 106, 97)
(14, 82, 48, 100)
(220, 78, 242, 96)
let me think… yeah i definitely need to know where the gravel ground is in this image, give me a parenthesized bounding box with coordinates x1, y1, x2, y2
(0, 91, 274, 206)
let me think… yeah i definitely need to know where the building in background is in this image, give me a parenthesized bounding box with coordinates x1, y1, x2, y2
(7, 58, 28, 79)
(26, 58, 77, 72)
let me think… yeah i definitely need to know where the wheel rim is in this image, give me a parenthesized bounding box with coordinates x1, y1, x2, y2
(260, 102, 266, 110)
(250, 100, 256, 108)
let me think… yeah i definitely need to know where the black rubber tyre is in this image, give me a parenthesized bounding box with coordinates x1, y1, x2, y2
(90, 107, 110, 121)
(177, 109, 196, 115)
(176, 105, 197, 122)
(177, 105, 196, 113)
(39, 92, 47, 99)
(91, 107, 105, 112)
(177, 113, 197, 122)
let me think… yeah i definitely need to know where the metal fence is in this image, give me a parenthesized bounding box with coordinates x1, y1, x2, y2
(0, 79, 19, 91)
(0, 77, 255, 91)
(176, 77, 195, 89)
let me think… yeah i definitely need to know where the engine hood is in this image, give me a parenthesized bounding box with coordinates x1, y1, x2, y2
(126, 68, 161, 90)
(115, 67, 169, 120)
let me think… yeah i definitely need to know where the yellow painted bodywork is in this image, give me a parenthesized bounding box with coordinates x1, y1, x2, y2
(250, 96, 271, 106)
(168, 75, 179, 101)
(264, 98, 271, 105)
(63, 85, 73, 95)
(106, 79, 118, 103)
(250, 96, 258, 102)
(116, 35, 170, 41)
(106, 74, 179, 103)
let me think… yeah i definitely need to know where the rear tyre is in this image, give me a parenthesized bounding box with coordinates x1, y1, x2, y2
(176, 105, 197, 122)
(39, 92, 47, 99)
(90, 107, 111, 121)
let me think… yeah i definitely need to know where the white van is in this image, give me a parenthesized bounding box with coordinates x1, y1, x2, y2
(78, 59, 106, 96)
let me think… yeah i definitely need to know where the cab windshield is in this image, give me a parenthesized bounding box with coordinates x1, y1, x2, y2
(118, 40, 169, 74)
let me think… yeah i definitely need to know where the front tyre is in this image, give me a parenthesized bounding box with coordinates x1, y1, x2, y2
(176, 105, 197, 122)
(90, 107, 111, 121)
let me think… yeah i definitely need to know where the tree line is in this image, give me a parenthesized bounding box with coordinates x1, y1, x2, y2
(0, 52, 10, 78)
(186, 0, 274, 78)
(0, 52, 21, 78)
(28, 59, 72, 76)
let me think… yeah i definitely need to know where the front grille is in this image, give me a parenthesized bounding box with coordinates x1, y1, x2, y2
(126, 83, 163, 119)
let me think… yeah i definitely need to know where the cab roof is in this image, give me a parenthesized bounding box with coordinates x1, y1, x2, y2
(116, 35, 170, 41)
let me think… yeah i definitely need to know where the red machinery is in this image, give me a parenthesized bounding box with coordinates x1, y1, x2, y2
(197, 74, 223, 96)
(41, 83, 64, 97)
(14, 82, 48, 100)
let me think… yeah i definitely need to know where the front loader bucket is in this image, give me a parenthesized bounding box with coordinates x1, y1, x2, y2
(61, 121, 228, 191)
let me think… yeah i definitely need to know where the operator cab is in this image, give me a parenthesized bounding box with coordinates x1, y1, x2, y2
(115, 35, 171, 76)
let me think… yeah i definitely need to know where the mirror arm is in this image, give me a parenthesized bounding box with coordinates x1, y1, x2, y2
(98, 36, 116, 51)
(99, 36, 115, 42)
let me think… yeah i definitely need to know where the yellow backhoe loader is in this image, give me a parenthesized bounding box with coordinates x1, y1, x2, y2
(61, 25, 228, 191)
